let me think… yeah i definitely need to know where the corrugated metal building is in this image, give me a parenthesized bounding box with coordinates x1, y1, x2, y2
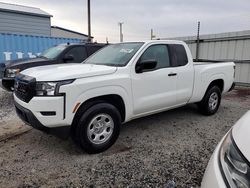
(51, 26, 90, 41)
(0, 33, 81, 63)
(0, 2, 52, 36)
(166, 30, 250, 85)
(0, 3, 90, 64)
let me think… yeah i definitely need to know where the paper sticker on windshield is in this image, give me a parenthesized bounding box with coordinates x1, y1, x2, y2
(120, 49, 134, 53)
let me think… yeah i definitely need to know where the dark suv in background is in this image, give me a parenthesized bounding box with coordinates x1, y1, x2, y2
(0, 43, 106, 91)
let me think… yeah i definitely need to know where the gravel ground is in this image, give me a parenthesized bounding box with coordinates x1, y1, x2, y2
(0, 87, 249, 188)
(0, 88, 15, 121)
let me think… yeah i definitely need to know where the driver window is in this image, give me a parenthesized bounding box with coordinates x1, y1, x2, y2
(140, 45, 170, 69)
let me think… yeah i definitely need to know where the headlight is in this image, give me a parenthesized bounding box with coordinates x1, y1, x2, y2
(220, 130, 250, 188)
(5, 69, 20, 78)
(36, 82, 57, 96)
(35, 80, 74, 96)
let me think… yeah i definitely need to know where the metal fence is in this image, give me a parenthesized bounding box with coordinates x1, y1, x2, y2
(0, 33, 82, 63)
(166, 30, 250, 85)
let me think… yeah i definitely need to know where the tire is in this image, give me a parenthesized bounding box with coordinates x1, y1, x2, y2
(73, 102, 121, 154)
(198, 86, 221, 115)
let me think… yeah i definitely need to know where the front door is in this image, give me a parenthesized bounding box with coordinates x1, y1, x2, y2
(131, 44, 177, 116)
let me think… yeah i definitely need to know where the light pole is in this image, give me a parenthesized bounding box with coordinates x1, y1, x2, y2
(87, 0, 91, 42)
(118, 22, 124, 42)
(196, 21, 200, 61)
(150, 29, 156, 40)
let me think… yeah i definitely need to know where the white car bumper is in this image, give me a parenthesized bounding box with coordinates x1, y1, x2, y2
(14, 93, 68, 128)
(201, 139, 227, 188)
(14, 94, 71, 138)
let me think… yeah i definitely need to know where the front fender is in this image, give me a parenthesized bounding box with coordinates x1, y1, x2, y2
(71, 85, 132, 123)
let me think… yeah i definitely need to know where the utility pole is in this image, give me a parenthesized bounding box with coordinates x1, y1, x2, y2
(118, 22, 124, 42)
(87, 0, 91, 42)
(196, 21, 200, 61)
(150, 29, 156, 40)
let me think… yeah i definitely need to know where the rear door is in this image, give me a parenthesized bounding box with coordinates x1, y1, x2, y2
(132, 44, 177, 116)
(168, 44, 194, 105)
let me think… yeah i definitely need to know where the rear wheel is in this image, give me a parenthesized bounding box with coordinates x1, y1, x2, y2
(198, 86, 221, 115)
(74, 103, 121, 154)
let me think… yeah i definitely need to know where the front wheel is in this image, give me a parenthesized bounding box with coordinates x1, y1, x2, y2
(198, 86, 221, 115)
(74, 103, 121, 154)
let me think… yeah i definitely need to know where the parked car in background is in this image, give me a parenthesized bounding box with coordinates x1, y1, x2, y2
(0, 42, 106, 91)
(13, 40, 235, 153)
(202, 111, 250, 188)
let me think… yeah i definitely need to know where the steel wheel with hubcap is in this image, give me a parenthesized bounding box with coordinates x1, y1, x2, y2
(198, 85, 221, 115)
(208, 92, 219, 111)
(87, 114, 114, 145)
(74, 102, 121, 154)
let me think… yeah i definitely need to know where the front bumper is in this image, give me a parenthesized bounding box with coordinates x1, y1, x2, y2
(201, 139, 226, 188)
(1, 77, 15, 91)
(14, 94, 71, 138)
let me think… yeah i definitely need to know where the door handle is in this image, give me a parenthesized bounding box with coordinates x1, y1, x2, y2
(168, 73, 177, 76)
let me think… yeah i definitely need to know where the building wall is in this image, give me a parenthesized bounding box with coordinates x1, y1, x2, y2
(51, 27, 88, 40)
(0, 33, 81, 63)
(167, 30, 250, 85)
(0, 11, 51, 36)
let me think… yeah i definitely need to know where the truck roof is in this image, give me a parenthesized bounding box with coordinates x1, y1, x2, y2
(114, 40, 186, 45)
(57, 42, 107, 47)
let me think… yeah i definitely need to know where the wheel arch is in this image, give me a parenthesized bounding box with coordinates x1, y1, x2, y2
(206, 79, 224, 93)
(74, 94, 126, 123)
(199, 78, 224, 102)
(205, 78, 224, 94)
(71, 93, 126, 137)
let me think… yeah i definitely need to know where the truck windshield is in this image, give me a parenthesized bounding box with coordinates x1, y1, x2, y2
(40, 45, 66, 59)
(84, 42, 144, 66)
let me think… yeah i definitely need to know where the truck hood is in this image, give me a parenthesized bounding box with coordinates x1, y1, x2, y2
(232, 111, 250, 162)
(21, 63, 117, 81)
(4, 57, 50, 69)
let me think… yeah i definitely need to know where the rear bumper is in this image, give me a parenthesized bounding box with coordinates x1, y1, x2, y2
(14, 95, 71, 139)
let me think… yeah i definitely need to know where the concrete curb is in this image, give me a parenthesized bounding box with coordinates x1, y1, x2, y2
(0, 119, 32, 142)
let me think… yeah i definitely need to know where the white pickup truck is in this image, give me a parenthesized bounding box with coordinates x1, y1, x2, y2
(13, 40, 235, 153)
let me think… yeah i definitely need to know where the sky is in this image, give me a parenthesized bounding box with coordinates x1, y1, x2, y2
(3, 0, 250, 42)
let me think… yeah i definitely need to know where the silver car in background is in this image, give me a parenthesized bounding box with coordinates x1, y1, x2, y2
(202, 111, 250, 188)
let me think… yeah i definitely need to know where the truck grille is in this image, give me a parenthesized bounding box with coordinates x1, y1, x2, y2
(14, 74, 36, 103)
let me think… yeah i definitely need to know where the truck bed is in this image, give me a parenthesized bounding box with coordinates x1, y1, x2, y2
(189, 60, 235, 103)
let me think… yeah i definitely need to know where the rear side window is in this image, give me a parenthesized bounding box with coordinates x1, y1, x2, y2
(168, 44, 188, 67)
(140, 44, 170, 69)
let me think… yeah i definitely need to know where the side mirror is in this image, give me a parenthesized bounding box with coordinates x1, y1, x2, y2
(63, 54, 74, 62)
(136, 59, 157, 73)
